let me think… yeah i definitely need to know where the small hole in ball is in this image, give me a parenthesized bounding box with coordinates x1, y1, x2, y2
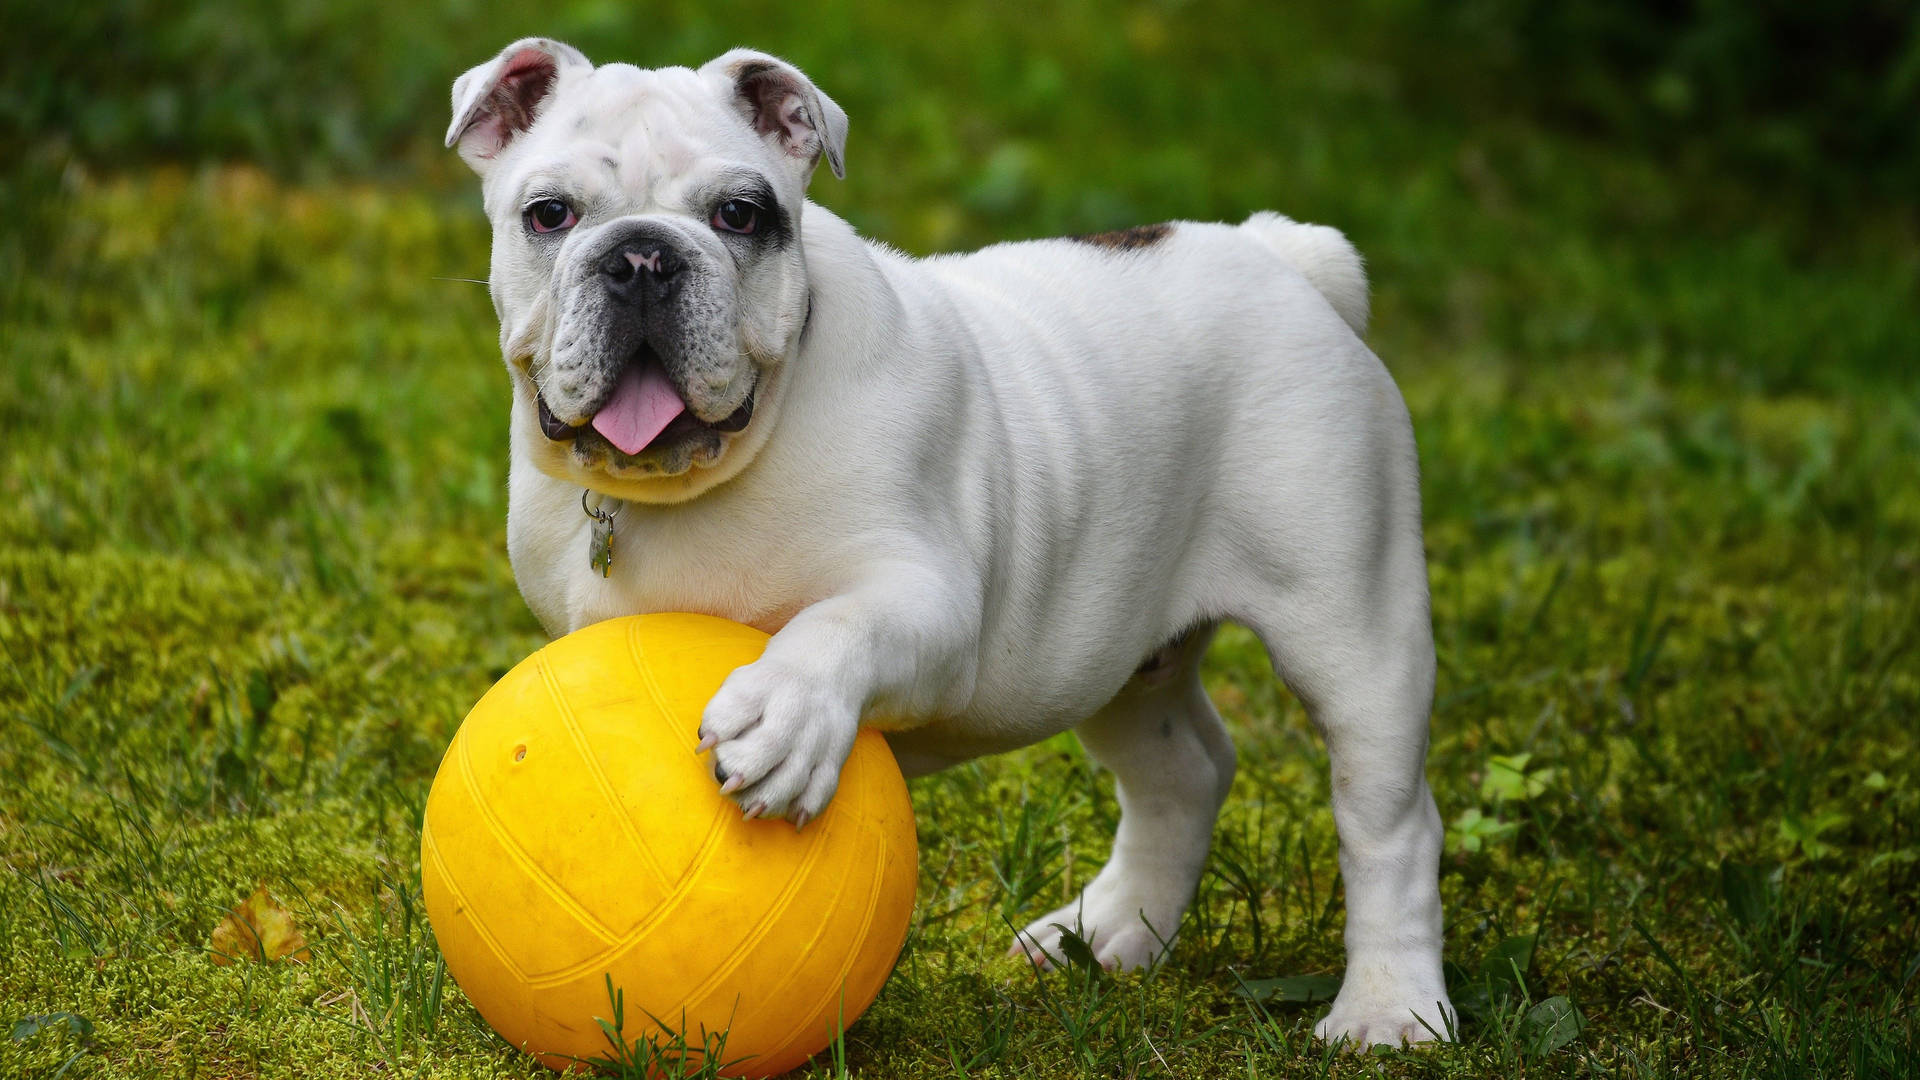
(513, 744, 527, 762)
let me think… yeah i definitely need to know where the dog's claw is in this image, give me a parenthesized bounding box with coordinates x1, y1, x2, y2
(792, 809, 811, 831)
(1017, 949, 1054, 972)
(719, 773, 744, 795)
(1007, 935, 1050, 969)
(694, 732, 717, 753)
(743, 801, 766, 820)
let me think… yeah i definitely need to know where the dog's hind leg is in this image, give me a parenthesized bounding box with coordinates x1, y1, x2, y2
(1237, 524, 1455, 1046)
(1010, 624, 1235, 970)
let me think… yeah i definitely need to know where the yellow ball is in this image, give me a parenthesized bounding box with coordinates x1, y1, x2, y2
(420, 614, 917, 1076)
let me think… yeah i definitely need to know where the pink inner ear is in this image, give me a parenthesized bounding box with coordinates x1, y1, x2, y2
(776, 95, 815, 152)
(750, 88, 815, 159)
(502, 48, 551, 77)
(473, 50, 560, 158)
(739, 66, 818, 158)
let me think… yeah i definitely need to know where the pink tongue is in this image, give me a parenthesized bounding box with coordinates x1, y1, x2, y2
(591, 365, 686, 456)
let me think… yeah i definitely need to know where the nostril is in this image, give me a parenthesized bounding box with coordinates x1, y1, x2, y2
(600, 250, 637, 283)
(625, 246, 676, 277)
(599, 239, 681, 289)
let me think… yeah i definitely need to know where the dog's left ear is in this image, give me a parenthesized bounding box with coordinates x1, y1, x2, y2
(446, 38, 592, 173)
(702, 49, 847, 181)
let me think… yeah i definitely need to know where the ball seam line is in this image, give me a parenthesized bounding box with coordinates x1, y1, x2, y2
(516, 623, 751, 992)
(706, 812, 858, 1047)
(626, 614, 749, 902)
(759, 825, 895, 1069)
(454, 704, 622, 952)
(642, 804, 834, 1039)
(537, 644, 675, 893)
(517, 793, 737, 991)
(421, 808, 532, 984)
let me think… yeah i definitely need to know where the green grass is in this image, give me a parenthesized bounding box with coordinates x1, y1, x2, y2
(4, 3, 1919, 1077)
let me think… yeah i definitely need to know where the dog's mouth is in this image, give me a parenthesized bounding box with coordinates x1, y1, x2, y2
(536, 349, 754, 459)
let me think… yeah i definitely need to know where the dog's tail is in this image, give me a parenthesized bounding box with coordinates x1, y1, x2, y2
(1240, 211, 1369, 338)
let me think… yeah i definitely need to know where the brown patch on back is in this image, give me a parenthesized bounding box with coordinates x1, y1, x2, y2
(1070, 222, 1173, 251)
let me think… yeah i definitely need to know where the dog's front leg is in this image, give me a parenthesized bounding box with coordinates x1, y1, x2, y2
(695, 568, 975, 826)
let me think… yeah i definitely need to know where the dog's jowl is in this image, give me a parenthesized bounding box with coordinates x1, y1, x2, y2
(447, 39, 1454, 1046)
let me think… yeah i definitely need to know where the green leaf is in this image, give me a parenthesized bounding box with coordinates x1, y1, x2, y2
(1442, 959, 1491, 1019)
(1779, 811, 1849, 860)
(10, 1012, 94, 1042)
(1481, 753, 1558, 802)
(1521, 996, 1584, 1056)
(1481, 934, 1537, 990)
(1048, 925, 1106, 977)
(1446, 807, 1519, 853)
(1232, 974, 1343, 1004)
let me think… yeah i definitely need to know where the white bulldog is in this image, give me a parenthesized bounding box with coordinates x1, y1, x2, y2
(446, 40, 1454, 1047)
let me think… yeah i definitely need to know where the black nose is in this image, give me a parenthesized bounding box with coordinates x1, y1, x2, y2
(599, 239, 681, 298)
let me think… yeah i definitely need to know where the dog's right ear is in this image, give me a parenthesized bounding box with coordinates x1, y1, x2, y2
(446, 38, 591, 173)
(701, 49, 847, 183)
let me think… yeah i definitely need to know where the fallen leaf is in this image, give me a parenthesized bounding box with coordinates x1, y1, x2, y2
(1232, 973, 1342, 1004)
(1521, 995, 1585, 1056)
(209, 884, 310, 966)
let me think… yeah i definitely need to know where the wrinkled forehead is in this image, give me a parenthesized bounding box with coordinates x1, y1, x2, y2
(484, 62, 770, 211)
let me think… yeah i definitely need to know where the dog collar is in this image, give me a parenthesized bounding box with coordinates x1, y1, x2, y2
(581, 490, 621, 577)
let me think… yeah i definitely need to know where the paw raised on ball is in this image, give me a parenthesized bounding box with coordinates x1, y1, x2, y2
(696, 656, 858, 826)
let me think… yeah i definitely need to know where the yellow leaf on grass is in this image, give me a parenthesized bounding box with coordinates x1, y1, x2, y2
(209, 884, 311, 966)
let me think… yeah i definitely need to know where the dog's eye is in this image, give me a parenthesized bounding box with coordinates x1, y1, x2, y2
(526, 198, 577, 234)
(712, 199, 759, 235)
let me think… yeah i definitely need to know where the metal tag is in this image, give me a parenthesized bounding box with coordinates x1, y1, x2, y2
(589, 514, 614, 577)
(582, 490, 620, 577)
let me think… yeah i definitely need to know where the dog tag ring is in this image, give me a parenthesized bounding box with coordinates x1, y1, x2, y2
(582, 490, 620, 577)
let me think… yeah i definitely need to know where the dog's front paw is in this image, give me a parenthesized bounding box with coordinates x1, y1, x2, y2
(696, 657, 857, 827)
(1009, 867, 1188, 971)
(1313, 967, 1454, 1049)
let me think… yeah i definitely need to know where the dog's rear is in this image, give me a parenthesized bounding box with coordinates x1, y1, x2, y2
(1240, 211, 1369, 337)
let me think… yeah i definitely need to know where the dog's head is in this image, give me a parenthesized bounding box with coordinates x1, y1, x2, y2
(447, 40, 845, 502)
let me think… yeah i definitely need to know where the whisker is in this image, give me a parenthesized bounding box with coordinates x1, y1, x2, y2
(433, 276, 492, 286)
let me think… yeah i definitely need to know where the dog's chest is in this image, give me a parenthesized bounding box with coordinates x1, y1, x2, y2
(508, 479, 827, 638)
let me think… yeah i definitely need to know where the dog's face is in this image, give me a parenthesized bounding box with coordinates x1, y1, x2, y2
(447, 41, 846, 502)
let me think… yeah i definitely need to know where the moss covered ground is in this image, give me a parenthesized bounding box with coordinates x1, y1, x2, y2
(3, 3, 1918, 1077)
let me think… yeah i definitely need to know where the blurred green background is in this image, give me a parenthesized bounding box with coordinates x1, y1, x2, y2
(7, 0, 1919, 390)
(2, 2, 1917, 1077)
(11, 0, 1920, 196)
